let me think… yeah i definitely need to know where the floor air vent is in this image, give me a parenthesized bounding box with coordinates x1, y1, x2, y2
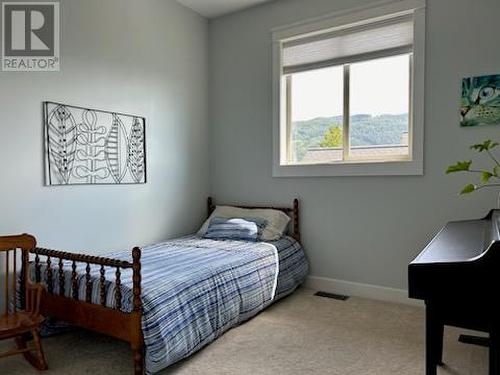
(314, 291, 350, 301)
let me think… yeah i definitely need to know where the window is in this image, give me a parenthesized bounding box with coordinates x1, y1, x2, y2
(273, 1, 425, 177)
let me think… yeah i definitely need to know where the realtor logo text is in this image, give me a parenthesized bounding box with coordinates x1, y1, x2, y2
(1, 1, 60, 71)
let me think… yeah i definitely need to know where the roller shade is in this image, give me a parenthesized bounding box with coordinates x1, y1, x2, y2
(282, 15, 413, 74)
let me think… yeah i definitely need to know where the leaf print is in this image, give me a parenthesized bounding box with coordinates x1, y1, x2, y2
(105, 115, 128, 183)
(47, 105, 77, 184)
(127, 117, 145, 183)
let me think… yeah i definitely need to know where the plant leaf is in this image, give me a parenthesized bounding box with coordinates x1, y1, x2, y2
(470, 140, 499, 152)
(481, 171, 493, 183)
(493, 165, 500, 177)
(446, 160, 472, 174)
(460, 184, 476, 194)
(494, 166, 500, 177)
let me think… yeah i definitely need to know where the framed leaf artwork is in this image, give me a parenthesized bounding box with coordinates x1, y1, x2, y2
(461, 74, 500, 127)
(44, 102, 147, 185)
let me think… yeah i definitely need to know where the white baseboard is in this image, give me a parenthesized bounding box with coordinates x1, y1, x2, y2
(305, 276, 423, 307)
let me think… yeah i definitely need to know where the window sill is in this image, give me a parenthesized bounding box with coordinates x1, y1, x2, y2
(272, 159, 423, 177)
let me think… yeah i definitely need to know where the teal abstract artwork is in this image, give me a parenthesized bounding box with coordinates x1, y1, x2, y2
(461, 74, 500, 127)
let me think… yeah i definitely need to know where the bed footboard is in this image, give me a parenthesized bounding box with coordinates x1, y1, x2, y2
(27, 246, 144, 374)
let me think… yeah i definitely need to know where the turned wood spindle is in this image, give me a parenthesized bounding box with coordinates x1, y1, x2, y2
(46, 256, 53, 294)
(20, 249, 28, 310)
(132, 247, 142, 313)
(12, 249, 17, 313)
(115, 267, 122, 310)
(131, 247, 143, 374)
(58, 257, 65, 296)
(35, 253, 41, 283)
(4, 250, 10, 315)
(71, 260, 78, 300)
(85, 262, 92, 303)
(99, 265, 106, 306)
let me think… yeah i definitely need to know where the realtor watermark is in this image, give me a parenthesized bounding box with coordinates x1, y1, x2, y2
(1, 1, 60, 71)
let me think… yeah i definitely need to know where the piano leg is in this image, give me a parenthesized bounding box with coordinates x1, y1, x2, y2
(426, 302, 444, 375)
(436, 322, 444, 365)
(490, 329, 499, 375)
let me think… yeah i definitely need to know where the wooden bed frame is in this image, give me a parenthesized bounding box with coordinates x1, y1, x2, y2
(26, 197, 300, 374)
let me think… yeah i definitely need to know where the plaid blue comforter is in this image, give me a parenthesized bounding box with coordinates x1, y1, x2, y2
(33, 235, 308, 374)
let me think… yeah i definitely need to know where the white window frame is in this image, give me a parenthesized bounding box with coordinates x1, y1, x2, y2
(272, 0, 426, 177)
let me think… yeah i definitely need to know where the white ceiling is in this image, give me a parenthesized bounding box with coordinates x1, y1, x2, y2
(176, 0, 274, 18)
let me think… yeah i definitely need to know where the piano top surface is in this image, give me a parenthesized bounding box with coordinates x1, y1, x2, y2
(411, 219, 492, 265)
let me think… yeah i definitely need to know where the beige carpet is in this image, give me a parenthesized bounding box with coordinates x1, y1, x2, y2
(0, 288, 487, 374)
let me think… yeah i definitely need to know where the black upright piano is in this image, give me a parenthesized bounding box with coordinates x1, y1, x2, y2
(409, 210, 500, 375)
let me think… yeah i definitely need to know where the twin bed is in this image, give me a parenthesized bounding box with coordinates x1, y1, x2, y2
(27, 198, 309, 374)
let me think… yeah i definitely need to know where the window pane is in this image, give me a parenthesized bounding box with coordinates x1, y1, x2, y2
(290, 66, 343, 164)
(349, 54, 410, 160)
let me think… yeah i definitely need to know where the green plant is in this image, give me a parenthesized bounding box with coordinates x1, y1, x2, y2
(446, 140, 500, 194)
(320, 126, 343, 148)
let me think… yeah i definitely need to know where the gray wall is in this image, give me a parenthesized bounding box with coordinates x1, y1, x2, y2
(209, 0, 500, 289)
(0, 0, 209, 253)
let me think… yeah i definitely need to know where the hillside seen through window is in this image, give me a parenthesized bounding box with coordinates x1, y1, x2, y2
(289, 54, 410, 164)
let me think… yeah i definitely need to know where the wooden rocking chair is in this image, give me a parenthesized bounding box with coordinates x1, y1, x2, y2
(0, 234, 48, 370)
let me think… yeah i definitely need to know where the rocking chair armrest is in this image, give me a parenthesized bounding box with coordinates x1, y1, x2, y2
(25, 283, 45, 316)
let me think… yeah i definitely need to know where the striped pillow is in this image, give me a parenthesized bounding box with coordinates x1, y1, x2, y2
(203, 217, 267, 242)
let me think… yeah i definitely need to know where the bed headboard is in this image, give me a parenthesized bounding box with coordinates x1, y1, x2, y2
(207, 197, 301, 243)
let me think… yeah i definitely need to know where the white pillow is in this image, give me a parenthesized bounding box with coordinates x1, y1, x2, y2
(198, 205, 290, 241)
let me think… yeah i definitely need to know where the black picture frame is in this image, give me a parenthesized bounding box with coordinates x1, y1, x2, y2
(43, 101, 147, 186)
